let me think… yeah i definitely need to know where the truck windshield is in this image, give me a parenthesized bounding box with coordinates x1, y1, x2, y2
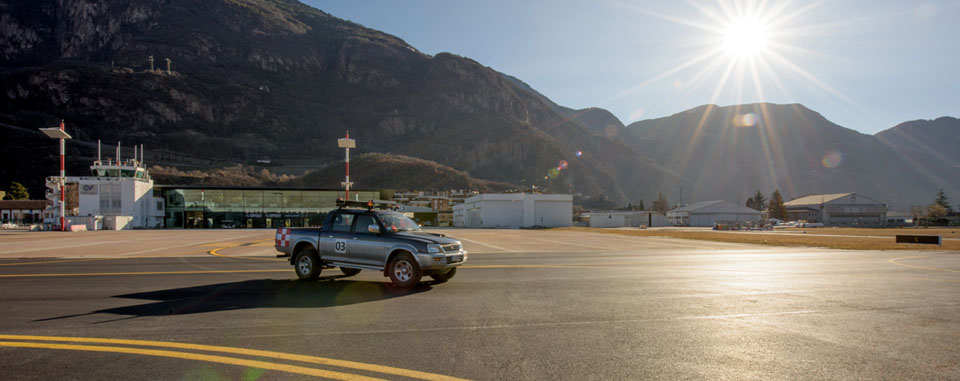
(380, 213, 421, 232)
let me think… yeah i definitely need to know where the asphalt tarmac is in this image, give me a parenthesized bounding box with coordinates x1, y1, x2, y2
(0, 230, 958, 379)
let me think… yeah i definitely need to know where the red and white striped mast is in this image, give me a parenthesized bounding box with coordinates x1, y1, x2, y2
(337, 131, 356, 200)
(39, 120, 72, 231)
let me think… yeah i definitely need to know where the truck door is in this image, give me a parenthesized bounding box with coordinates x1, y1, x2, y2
(321, 212, 354, 263)
(348, 214, 387, 266)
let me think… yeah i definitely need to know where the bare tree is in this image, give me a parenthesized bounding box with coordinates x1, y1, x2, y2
(652, 192, 669, 214)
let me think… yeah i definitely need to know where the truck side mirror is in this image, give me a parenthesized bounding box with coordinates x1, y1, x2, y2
(368, 224, 380, 234)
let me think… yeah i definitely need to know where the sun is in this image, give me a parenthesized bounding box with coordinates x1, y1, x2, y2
(722, 17, 768, 57)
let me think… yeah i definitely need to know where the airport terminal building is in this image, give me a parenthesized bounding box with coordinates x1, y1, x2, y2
(158, 186, 381, 229)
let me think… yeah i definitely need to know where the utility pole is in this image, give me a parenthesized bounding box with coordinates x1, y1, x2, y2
(39, 120, 72, 231)
(337, 132, 356, 200)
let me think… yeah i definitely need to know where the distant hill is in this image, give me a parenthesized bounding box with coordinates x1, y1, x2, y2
(0, 0, 679, 202)
(876, 117, 960, 167)
(282, 153, 513, 192)
(620, 103, 960, 210)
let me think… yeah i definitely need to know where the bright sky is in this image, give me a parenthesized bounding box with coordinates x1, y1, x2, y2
(302, 0, 959, 135)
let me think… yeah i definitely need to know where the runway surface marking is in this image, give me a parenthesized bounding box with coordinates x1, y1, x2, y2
(0, 269, 289, 278)
(888, 256, 960, 274)
(454, 237, 512, 253)
(0, 335, 465, 381)
(208, 238, 284, 262)
(0, 257, 118, 267)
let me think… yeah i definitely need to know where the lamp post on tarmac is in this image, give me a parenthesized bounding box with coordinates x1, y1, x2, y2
(337, 131, 356, 200)
(39, 120, 72, 231)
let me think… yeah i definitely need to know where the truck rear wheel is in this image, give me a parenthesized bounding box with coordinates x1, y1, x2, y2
(387, 253, 421, 289)
(430, 268, 457, 283)
(340, 267, 361, 276)
(295, 249, 320, 281)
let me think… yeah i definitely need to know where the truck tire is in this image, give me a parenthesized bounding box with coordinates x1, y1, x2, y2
(430, 268, 457, 283)
(387, 252, 421, 289)
(340, 267, 361, 276)
(294, 249, 320, 281)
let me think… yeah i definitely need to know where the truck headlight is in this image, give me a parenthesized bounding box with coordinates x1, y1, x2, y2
(426, 244, 442, 253)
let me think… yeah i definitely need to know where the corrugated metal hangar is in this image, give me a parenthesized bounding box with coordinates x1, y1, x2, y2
(452, 193, 572, 228)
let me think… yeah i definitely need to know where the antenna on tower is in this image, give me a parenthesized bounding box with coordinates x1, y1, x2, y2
(165, 58, 171, 74)
(97, 139, 101, 163)
(148, 55, 154, 72)
(140, 145, 144, 166)
(116, 142, 120, 164)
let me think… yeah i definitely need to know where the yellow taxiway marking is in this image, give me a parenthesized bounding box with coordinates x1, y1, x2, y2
(0, 269, 289, 278)
(0, 335, 467, 381)
(0, 257, 119, 267)
(888, 256, 960, 274)
(0, 341, 380, 380)
(208, 238, 283, 262)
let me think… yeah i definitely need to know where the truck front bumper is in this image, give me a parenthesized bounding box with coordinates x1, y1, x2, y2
(416, 250, 468, 271)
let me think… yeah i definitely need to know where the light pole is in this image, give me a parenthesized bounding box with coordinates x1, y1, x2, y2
(337, 131, 356, 200)
(39, 120, 72, 231)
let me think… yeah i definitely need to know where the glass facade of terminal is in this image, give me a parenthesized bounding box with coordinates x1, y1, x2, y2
(160, 187, 382, 229)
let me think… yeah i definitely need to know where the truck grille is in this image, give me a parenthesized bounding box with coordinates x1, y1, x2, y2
(441, 244, 460, 252)
(447, 254, 464, 264)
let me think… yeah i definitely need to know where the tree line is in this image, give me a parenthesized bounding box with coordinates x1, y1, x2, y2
(745, 189, 787, 220)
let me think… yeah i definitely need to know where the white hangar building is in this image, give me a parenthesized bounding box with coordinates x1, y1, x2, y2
(784, 193, 887, 227)
(452, 193, 572, 228)
(666, 200, 762, 227)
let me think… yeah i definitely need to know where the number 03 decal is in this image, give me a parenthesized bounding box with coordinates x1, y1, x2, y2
(334, 239, 347, 253)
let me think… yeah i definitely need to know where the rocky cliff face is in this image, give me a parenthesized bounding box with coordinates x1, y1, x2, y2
(1, 0, 675, 201)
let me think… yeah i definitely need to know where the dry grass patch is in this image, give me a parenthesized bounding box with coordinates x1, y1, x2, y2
(556, 227, 960, 251)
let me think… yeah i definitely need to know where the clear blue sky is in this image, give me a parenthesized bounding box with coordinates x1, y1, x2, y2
(302, 0, 958, 134)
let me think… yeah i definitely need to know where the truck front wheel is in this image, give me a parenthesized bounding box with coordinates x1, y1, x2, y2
(387, 253, 421, 289)
(295, 249, 320, 281)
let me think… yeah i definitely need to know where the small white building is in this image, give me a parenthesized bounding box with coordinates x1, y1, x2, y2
(0, 200, 50, 225)
(583, 211, 670, 228)
(453, 193, 572, 228)
(667, 200, 762, 227)
(46, 145, 164, 230)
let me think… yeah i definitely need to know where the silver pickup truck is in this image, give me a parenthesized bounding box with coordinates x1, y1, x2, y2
(274, 201, 467, 288)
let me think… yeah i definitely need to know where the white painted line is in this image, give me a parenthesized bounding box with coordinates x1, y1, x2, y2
(456, 237, 512, 252)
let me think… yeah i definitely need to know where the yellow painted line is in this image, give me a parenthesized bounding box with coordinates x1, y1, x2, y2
(201, 242, 240, 247)
(889, 256, 960, 274)
(0, 341, 380, 380)
(0, 257, 119, 267)
(208, 238, 283, 262)
(0, 335, 468, 381)
(0, 269, 289, 278)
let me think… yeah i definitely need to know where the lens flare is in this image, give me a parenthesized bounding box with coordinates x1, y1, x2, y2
(604, 124, 618, 137)
(732, 113, 757, 127)
(575, 150, 582, 157)
(559, 160, 569, 169)
(822, 150, 843, 168)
